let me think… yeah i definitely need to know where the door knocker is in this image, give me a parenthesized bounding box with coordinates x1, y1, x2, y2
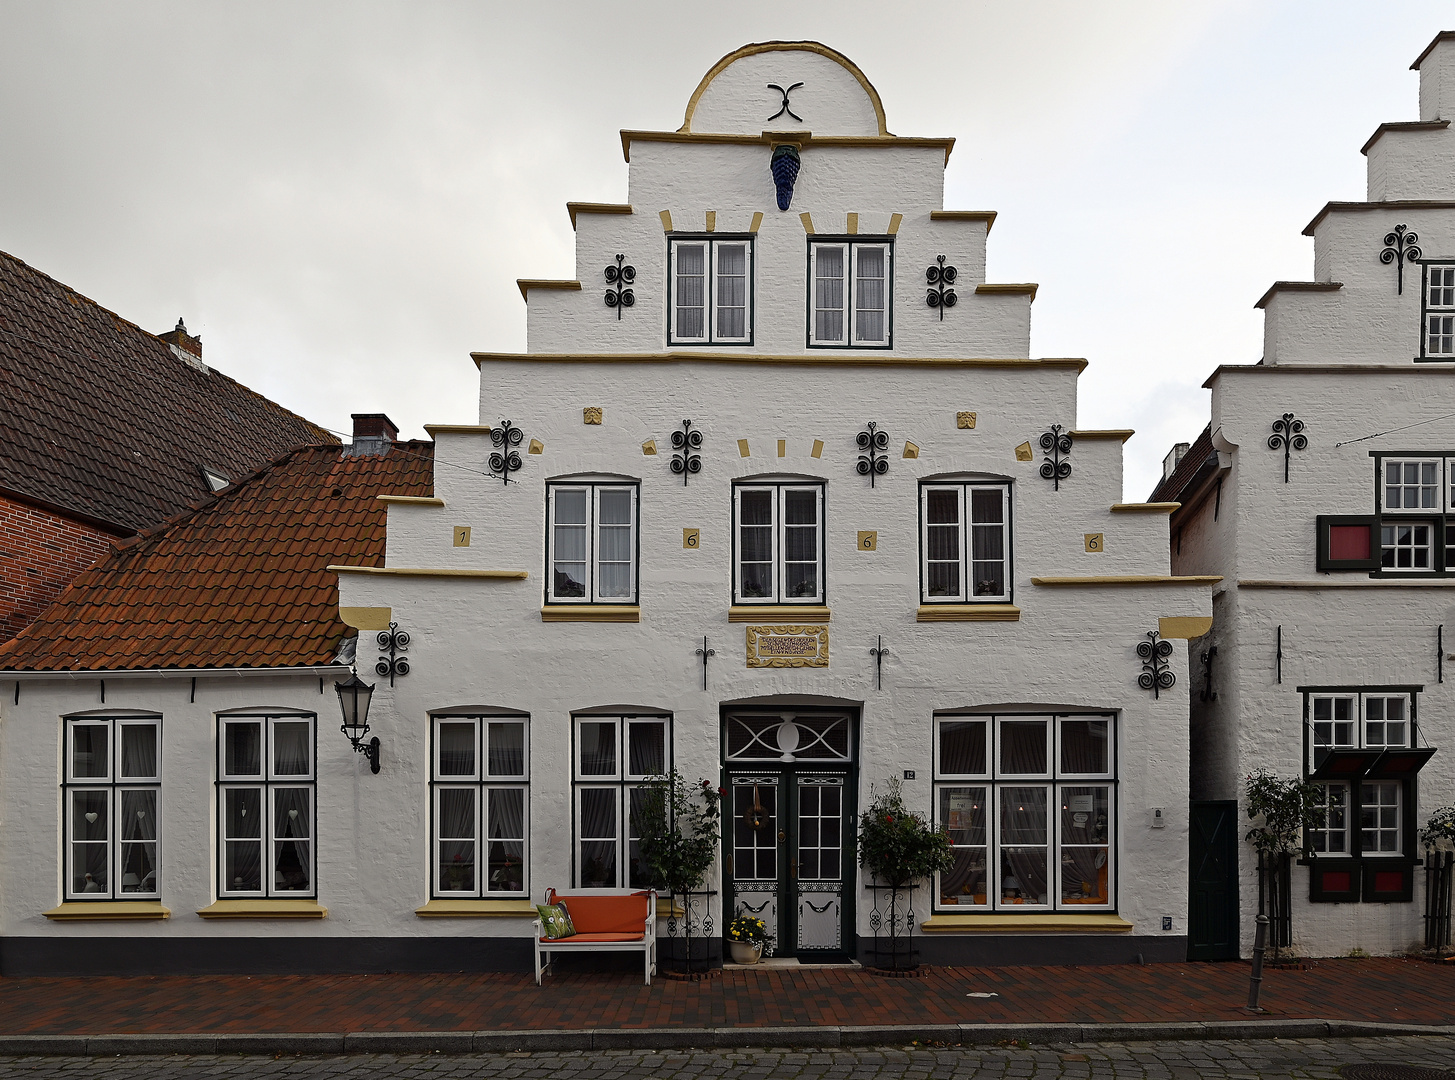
(744, 785, 769, 831)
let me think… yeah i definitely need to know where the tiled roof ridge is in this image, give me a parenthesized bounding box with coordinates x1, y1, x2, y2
(1148, 424, 1214, 504)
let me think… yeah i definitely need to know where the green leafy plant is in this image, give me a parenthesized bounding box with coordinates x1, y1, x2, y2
(727, 914, 771, 945)
(632, 771, 724, 895)
(1243, 769, 1323, 858)
(857, 777, 954, 889)
(1421, 805, 1455, 851)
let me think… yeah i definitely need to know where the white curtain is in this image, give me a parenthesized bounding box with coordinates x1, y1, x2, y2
(814, 246, 844, 342)
(854, 246, 885, 342)
(273, 721, 310, 776)
(225, 722, 262, 777)
(440, 721, 476, 776)
(716, 244, 746, 338)
(486, 721, 522, 777)
(579, 787, 617, 887)
(273, 788, 311, 891)
(552, 489, 588, 598)
(596, 490, 633, 598)
(120, 724, 156, 778)
(676, 244, 706, 337)
(487, 788, 524, 892)
(224, 787, 262, 892)
(119, 788, 157, 893)
(438, 787, 476, 892)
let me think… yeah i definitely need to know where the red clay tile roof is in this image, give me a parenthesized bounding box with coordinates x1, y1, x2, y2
(0, 442, 433, 671)
(1148, 424, 1214, 504)
(0, 248, 335, 534)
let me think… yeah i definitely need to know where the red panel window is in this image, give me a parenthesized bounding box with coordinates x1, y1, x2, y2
(1321, 871, 1352, 892)
(1373, 870, 1404, 893)
(1329, 525, 1371, 561)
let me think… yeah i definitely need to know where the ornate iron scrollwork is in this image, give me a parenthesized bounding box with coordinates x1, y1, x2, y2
(604, 254, 635, 318)
(670, 419, 702, 485)
(375, 622, 410, 688)
(1267, 413, 1307, 483)
(856, 422, 889, 487)
(488, 419, 524, 485)
(1380, 223, 1421, 295)
(925, 255, 957, 319)
(767, 81, 803, 123)
(1039, 425, 1072, 490)
(870, 635, 889, 691)
(694, 636, 715, 691)
(1137, 630, 1175, 699)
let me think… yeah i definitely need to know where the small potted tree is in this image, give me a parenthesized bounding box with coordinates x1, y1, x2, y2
(633, 772, 723, 972)
(1243, 769, 1321, 960)
(857, 778, 954, 970)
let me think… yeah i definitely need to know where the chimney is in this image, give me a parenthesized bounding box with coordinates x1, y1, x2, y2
(1414, 30, 1455, 123)
(1162, 442, 1191, 481)
(158, 317, 202, 359)
(346, 413, 400, 457)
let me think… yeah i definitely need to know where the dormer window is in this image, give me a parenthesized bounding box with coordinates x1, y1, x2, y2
(808, 239, 892, 348)
(668, 237, 753, 346)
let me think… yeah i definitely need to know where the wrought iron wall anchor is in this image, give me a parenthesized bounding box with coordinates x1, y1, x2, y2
(925, 255, 957, 319)
(604, 254, 635, 317)
(375, 622, 411, 688)
(670, 419, 703, 485)
(856, 422, 890, 486)
(1137, 630, 1175, 699)
(695, 636, 715, 691)
(488, 419, 525, 485)
(1380, 224, 1421, 295)
(870, 636, 889, 690)
(1267, 413, 1306, 483)
(1200, 645, 1218, 702)
(767, 81, 803, 123)
(1039, 425, 1072, 490)
(770, 144, 801, 211)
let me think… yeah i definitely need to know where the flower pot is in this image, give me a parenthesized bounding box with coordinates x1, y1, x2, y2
(729, 940, 763, 964)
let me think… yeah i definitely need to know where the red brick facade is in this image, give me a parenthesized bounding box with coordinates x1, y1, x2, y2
(0, 494, 118, 642)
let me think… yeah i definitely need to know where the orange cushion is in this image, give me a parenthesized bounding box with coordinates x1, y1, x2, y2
(539, 931, 643, 943)
(546, 893, 650, 934)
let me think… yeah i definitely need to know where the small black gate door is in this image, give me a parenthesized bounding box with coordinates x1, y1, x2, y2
(1188, 800, 1240, 960)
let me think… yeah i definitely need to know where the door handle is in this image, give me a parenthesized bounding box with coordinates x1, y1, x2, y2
(789, 858, 798, 880)
(778, 830, 786, 843)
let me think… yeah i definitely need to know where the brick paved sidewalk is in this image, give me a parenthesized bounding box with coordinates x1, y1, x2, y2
(0, 958, 1449, 1037)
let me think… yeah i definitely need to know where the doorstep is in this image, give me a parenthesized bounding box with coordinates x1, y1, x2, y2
(722, 957, 863, 971)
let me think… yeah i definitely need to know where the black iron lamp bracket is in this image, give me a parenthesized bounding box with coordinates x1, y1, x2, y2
(1039, 425, 1072, 490)
(1137, 630, 1176, 699)
(376, 621, 410, 688)
(925, 255, 957, 319)
(671, 419, 703, 485)
(1379, 224, 1420, 295)
(856, 422, 889, 487)
(1267, 413, 1307, 483)
(348, 734, 382, 774)
(488, 419, 525, 485)
(605, 254, 635, 317)
(870, 635, 889, 690)
(695, 636, 715, 690)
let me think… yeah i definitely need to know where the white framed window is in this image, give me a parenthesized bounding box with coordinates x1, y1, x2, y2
(920, 483, 1011, 603)
(1380, 521, 1433, 570)
(1360, 780, 1401, 855)
(546, 482, 638, 604)
(1382, 459, 1440, 511)
(1363, 696, 1408, 749)
(63, 715, 160, 900)
(933, 714, 1114, 913)
(733, 483, 824, 604)
(217, 712, 315, 898)
(1423, 264, 1455, 358)
(572, 714, 670, 889)
(431, 711, 528, 898)
(668, 237, 753, 345)
(808, 240, 893, 348)
(1309, 783, 1349, 854)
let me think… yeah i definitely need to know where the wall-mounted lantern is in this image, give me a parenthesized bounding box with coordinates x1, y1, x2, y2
(334, 673, 381, 774)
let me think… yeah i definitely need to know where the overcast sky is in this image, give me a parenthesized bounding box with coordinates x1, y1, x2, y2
(1, 1, 1449, 498)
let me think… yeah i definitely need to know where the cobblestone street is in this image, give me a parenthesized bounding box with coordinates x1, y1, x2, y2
(0, 1037, 1451, 1079)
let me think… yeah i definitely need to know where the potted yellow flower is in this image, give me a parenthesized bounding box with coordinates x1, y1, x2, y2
(726, 913, 772, 964)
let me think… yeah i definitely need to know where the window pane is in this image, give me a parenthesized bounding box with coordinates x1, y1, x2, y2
(1059, 786, 1109, 844)
(225, 722, 262, 776)
(72, 724, 108, 779)
(1360, 781, 1401, 853)
(273, 721, 311, 776)
(627, 786, 655, 888)
(676, 243, 706, 338)
(579, 721, 616, 776)
(939, 720, 987, 775)
(438, 788, 476, 892)
(814, 246, 845, 342)
(1060, 719, 1109, 774)
(738, 489, 774, 599)
(939, 785, 986, 845)
(970, 488, 1006, 598)
(224, 788, 262, 893)
(552, 488, 588, 599)
(273, 788, 311, 892)
(120, 724, 158, 779)
(627, 721, 665, 776)
(925, 488, 962, 598)
(597, 489, 633, 599)
(940, 847, 988, 906)
(579, 788, 618, 887)
(1000, 786, 1048, 906)
(487, 788, 525, 892)
(855, 246, 885, 343)
(439, 721, 477, 776)
(1309, 783, 1348, 854)
(783, 490, 819, 599)
(487, 721, 524, 777)
(70, 790, 109, 894)
(119, 788, 158, 894)
(716, 243, 747, 339)
(1000, 720, 1048, 775)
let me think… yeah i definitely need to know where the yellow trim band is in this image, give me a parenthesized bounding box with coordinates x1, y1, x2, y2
(425, 424, 493, 436)
(377, 495, 445, 506)
(916, 604, 1020, 622)
(516, 279, 581, 303)
(930, 210, 997, 234)
(1110, 502, 1180, 514)
(474, 352, 1088, 372)
(622, 130, 955, 164)
(1032, 575, 1221, 587)
(1068, 429, 1134, 443)
(730, 605, 830, 623)
(921, 913, 1132, 933)
(566, 202, 631, 230)
(339, 606, 392, 631)
(196, 900, 327, 919)
(415, 899, 537, 918)
(1159, 616, 1214, 639)
(975, 283, 1039, 300)
(541, 605, 641, 623)
(44, 902, 170, 921)
(330, 566, 529, 580)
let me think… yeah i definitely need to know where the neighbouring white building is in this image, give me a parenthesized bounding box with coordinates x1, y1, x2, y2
(1153, 32, 1455, 960)
(0, 42, 1212, 975)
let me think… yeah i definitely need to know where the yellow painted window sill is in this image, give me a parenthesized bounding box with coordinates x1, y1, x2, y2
(728, 605, 831, 623)
(196, 899, 328, 919)
(415, 899, 537, 918)
(921, 913, 1132, 933)
(1110, 502, 1180, 513)
(43, 901, 171, 922)
(916, 604, 1020, 622)
(376, 495, 445, 506)
(540, 605, 641, 623)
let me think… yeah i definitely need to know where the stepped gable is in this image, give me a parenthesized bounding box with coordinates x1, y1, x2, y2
(0, 248, 335, 533)
(0, 441, 433, 672)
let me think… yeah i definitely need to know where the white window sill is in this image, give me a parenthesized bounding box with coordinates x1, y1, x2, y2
(196, 899, 327, 919)
(44, 901, 170, 921)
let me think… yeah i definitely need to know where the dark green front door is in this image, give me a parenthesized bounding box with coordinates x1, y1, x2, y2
(1188, 800, 1240, 960)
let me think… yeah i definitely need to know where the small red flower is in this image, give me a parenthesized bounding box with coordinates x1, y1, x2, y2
(718, 786, 729, 797)
(885, 814, 894, 823)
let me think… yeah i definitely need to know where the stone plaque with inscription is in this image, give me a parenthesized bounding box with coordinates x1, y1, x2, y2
(745, 624, 829, 668)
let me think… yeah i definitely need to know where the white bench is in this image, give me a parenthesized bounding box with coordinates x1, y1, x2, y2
(533, 888, 657, 986)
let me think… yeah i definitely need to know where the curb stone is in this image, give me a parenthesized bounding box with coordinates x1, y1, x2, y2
(0, 1021, 1449, 1056)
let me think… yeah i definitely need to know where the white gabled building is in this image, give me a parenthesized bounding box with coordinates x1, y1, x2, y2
(1154, 32, 1455, 961)
(335, 41, 1210, 970)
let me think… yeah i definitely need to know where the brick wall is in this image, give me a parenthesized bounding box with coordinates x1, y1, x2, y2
(0, 494, 119, 642)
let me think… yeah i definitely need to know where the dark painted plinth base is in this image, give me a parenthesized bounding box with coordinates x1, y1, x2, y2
(886, 935, 1189, 967)
(0, 937, 535, 977)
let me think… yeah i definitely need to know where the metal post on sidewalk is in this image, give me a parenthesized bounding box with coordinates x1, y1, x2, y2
(1246, 913, 1269, 1012)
